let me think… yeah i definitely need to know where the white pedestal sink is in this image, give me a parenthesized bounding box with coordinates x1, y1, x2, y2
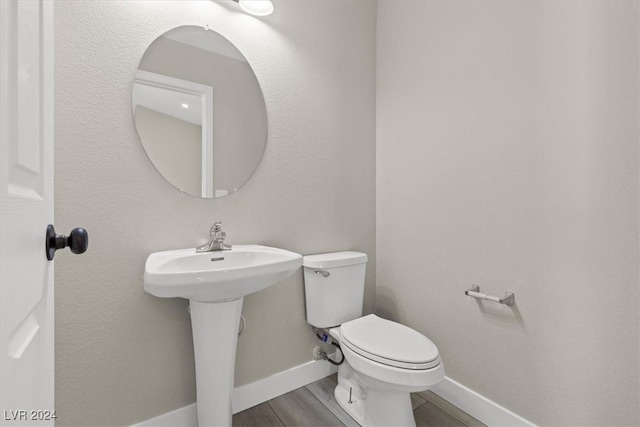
(143, 245, 302, 426)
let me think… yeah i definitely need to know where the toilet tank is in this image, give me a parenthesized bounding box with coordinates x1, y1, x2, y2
(303, 251, 368, 328)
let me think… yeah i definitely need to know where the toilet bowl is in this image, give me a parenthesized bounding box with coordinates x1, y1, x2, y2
(303, 252, 444, 427)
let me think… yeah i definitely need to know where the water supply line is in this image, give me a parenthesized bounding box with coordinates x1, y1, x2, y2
(314, 330, 344, 366)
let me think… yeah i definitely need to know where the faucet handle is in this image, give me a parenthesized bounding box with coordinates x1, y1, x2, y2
(210, 221, 223, 234)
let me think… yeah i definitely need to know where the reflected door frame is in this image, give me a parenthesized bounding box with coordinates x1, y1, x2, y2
(133, 71, 214, 198)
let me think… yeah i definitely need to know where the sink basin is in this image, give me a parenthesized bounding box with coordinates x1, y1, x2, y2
(144, 244, 302, 302)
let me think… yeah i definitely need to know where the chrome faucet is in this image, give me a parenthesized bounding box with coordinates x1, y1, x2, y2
(196, 222, 232, 252)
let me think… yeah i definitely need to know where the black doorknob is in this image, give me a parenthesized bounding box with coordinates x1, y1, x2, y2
(46, 224, 89, 261)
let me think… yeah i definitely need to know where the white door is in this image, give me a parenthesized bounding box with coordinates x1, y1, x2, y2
(0, 1, 55, 425)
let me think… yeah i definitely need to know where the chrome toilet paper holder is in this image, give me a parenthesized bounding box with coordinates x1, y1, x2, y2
(465, 285, 515, 306)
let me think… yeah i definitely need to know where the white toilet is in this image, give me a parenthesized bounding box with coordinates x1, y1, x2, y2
(303, 252, 444, 427)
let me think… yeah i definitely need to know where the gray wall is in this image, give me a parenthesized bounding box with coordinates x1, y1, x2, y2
(54, 1, 376, 425)
(54, 1, 640, 426)
(377, 1, 639, 425)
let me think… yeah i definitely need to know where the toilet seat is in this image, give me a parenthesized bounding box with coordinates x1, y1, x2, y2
(340, 314, 440, 370)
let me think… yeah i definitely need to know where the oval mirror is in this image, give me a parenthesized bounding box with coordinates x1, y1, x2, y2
(132, 26, 267, 198)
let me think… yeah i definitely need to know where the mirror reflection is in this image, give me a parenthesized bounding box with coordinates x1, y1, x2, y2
(132, 26, 267, 198)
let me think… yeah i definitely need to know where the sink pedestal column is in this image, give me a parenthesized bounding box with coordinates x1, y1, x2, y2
(189, 298, 244, 427)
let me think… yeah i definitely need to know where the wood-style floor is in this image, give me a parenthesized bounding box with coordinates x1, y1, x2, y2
(232, 374, 486, 427)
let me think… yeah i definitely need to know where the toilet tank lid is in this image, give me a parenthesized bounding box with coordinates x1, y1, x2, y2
(303, 251, 368, 269)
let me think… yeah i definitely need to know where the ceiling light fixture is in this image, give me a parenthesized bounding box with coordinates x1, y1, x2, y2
(233, 0, 273, 16)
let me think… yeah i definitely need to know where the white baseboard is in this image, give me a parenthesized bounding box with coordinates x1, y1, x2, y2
(131, 357, 338, 427)
(232, 356, 339, 414)
(432, 376, 537, 427)
(132, 363, 535, 427)
(130, 403, 197, 427)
